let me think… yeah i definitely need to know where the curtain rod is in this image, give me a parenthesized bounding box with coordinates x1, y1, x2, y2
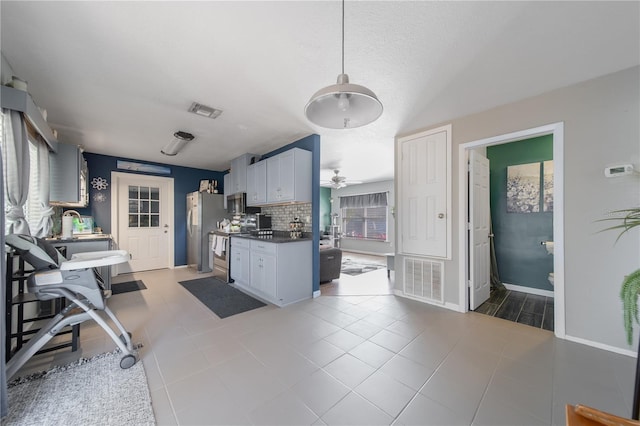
(336, 190, 389, 198)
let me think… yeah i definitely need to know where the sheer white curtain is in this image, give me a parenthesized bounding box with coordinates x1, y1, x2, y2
(0, 129, 8, 417)
(31, 140, 53, 237)
(1, 109, 30, 235)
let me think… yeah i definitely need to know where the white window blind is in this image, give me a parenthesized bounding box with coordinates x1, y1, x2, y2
(339, 192, 389, 241)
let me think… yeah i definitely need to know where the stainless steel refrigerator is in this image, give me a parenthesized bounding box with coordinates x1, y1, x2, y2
(187, 191, 228, 272)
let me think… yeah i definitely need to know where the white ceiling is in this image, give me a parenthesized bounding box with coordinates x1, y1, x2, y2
(1, 1, 638, 184)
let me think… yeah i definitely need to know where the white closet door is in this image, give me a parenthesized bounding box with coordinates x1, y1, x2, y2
(398, 126, 450, 258)
(469, 150, 491, 310)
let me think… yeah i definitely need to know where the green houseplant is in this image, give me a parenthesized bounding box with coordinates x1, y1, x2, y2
(601, 207, 640, 345)
(600, 207, 640, 420)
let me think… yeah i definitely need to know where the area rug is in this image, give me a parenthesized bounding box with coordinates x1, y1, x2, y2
(178, 277, 267, 319)
(341, 258, 386, 276)
(4, 349, 155, 426)
(111, 280, 147, 295)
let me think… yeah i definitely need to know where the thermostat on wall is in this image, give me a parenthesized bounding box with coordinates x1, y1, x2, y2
(604, 164, 635, 178)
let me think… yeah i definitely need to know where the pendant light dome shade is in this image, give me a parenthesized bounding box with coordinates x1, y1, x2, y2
(304, 0, 382, 129)
(305, 74, 383, 129)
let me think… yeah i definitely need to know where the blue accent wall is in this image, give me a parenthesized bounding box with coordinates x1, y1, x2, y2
(77, 152, 226, 266)
(486, 135, 554, 291)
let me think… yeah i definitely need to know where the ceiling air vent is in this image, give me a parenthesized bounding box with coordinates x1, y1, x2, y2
(188, 102, 223, 119)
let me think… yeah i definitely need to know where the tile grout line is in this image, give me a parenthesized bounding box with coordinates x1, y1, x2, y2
(492, 289, 510, 318)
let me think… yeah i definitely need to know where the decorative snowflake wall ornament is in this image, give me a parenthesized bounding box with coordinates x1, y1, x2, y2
(91, 177, 109, 190)
(93, 192, 107, 203)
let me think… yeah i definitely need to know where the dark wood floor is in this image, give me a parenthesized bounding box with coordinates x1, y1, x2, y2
(475, 287, 554, 331)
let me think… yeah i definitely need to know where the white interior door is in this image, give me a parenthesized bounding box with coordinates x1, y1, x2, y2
(469, 150, 491, 310)
(398, 128, 449, 258)
(112, 172, 173, 273)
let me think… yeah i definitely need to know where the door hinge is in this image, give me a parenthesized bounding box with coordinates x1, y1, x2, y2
(466, 222, 471, 230)
(468, 280, 472, 288)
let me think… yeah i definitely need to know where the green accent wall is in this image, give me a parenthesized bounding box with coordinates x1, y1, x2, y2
(487, 135, 554, 291)
(320, 187, 331, 233)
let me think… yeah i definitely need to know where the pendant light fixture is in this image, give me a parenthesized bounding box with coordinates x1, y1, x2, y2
(305, 0, 382, 129)
(161, 131, 194, 156)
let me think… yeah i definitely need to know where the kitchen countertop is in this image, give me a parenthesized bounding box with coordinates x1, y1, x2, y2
(230, 232, 312, 244)
(46, 234, 113, 242)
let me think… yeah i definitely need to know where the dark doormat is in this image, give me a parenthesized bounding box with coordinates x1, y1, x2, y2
(111, 280, 147, 295)
(178, 277, 267, 319)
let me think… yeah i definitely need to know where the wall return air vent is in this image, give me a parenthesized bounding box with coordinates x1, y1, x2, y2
(403, 257, 444, 304)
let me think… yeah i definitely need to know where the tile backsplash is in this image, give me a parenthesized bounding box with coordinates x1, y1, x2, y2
(261, 203, 312, 233)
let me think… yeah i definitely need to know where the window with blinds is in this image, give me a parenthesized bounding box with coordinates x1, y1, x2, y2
(2, 109, 50, 236)
(341, 206, 387, 241)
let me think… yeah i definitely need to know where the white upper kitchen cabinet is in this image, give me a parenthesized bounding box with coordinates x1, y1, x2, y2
(230, 153, 258, 194)
(246, 160, 267, 206)
(223, 173, 231, 209)
(50, 142, 87, 206)
(266, 148, 311, 204)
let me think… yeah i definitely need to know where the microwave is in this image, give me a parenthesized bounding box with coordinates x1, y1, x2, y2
(226, 193, 246, 214)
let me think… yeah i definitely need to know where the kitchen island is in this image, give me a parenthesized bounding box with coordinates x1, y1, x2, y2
(230, 233, 312, 307)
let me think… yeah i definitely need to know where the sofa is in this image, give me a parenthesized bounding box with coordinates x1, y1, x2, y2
(320, 247, 342, 283)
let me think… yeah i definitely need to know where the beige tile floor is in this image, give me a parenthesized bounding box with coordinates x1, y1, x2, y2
(12, 267, 636, 425)
(320, 251, 394, 296)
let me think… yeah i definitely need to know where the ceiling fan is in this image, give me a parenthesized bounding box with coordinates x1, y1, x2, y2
(321, 169, 362, 189)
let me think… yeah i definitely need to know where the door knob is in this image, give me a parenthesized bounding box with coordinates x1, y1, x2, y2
(438, 213, 445, 219)
(164, 224, 169, 228)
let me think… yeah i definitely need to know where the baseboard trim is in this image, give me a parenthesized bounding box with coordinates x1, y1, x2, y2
(445, 301, 464, 313)
(313, 290, 321, 298)
(393, 290, 461, 312)
(564, 334, 636, 358)
(502, 282, 554, 298)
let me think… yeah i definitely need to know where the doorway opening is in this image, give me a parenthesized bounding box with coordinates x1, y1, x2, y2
(458, 123, 565, 338)
(319, 250, 393, 296)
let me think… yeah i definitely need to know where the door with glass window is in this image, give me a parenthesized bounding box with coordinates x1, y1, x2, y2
(115, 173, 172, 273)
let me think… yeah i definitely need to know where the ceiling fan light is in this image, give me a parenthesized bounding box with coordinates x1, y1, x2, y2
(305, 73, 383, 129)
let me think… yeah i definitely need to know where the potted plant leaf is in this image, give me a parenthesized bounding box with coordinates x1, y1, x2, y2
(600, 207, 640, 419)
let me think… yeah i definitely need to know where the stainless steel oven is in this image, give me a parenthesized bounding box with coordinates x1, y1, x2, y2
(210, 231, 231, 282)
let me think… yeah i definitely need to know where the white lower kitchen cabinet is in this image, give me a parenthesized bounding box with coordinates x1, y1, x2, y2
(230, 237, 250, 286)
(250, 245, 277, 297)
(231, 237, 312, 307)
